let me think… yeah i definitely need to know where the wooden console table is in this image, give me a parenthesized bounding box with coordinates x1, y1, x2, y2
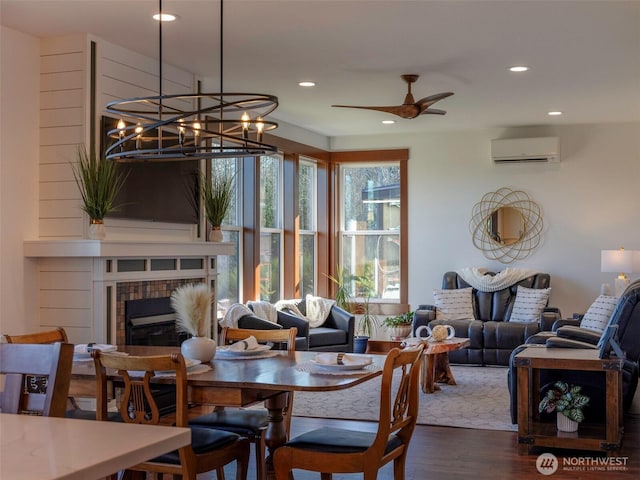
(514, 347, 623, 455)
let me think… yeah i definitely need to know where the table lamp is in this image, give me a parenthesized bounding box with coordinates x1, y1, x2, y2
(601, 248, 639, 297)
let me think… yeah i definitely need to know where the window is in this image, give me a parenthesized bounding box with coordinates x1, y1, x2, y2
(298, 159, 317, 296)
(339, 162, 401, 301)
(211, 158, 241, 314)
(259, 155, 283, 302)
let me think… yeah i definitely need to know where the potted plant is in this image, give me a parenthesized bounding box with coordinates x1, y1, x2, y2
(325, 266, 354, 313)
(383, 311, 414, 340)
(71, 145, 128, 240)
(354, 293, 380, 353)
(171, 283, 216, 362)
(201, 171, 235, 242)
(538, 381, 590, 432)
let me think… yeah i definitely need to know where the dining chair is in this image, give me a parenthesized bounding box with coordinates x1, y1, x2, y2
(273, 345, 424, 480)
(190, 326, 297, 480)
(0, 342, 74, 417)
(93, 351, 250, 480)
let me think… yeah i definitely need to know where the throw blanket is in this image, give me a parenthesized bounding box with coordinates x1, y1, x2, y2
(456, 267, 539, 292)
(247, 301, 278, 323)
(274, 299, 306, 318)
(220, 303, 254, 328)
(305, 295, 335, 328)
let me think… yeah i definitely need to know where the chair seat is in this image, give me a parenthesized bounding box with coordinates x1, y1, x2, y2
(189, 409, 269, 435)
(284, 426, 402, 454)
(65, 409, 122, 422)
(152, 427, 241, 464)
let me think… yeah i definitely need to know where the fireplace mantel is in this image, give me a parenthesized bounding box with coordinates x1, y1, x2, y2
(24, 240, 234, 258)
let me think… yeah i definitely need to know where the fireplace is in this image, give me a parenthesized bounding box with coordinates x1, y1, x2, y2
(125, 297, 189, 346)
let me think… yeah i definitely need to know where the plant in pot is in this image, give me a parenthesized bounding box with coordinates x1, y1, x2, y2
(171, 283, 216, 363)
(538, 381, 590, 432)
(383, 311, 414, 340)
(325, 266, 354, 313)
(354, 293, 380, 353)
(201, 171, 235, 242)
(71, 145, 128, 240)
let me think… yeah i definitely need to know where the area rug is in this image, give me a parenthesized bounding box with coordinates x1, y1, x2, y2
(292, 365, 518, 432)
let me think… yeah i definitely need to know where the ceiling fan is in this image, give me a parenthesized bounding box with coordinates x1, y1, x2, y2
(332, 74, 454, 119)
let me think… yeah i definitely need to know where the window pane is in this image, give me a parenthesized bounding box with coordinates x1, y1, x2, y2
(342, 165, 400, 231)
(260, 155, 280, 229)
(259, 232, 281, 302)
(217, 230, 240, 315)
(299, 162, 315, 231)
(299, 232, 315, 297)
(211, 158, 239, 225)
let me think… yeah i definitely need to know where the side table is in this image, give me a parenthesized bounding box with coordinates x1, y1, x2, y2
(421, 337, 470, 393)
(514, 347, 623, 455)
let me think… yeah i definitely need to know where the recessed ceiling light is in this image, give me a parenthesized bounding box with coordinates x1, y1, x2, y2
(382, 120, 395, 125)
(547, 111, 563, 116)
(298, 81, 316, 87)
(153, 13, 177, 22)
(509, 65, 529, 72)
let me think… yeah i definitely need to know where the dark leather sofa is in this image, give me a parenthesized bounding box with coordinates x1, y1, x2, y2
(508, 279, 640, 424)
(413, 271, 559, 366)
(236, 300, 355, 352)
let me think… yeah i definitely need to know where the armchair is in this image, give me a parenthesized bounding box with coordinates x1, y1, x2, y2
(508, 279, 640, 423)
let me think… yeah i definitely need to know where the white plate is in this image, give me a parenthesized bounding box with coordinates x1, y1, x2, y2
(311, 357, 373, 371)
(73, 345, 118, 360)
(217, 345, 272, 356)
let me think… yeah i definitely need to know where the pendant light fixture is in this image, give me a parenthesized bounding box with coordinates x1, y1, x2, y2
(105, 0, 278, 162)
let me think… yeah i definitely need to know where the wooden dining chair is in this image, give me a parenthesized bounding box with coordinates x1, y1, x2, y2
(190, 326, 297, 480)
(0, 342, 74, 417)
(93, 351, 249, 480)
(273, 345, 424, 480)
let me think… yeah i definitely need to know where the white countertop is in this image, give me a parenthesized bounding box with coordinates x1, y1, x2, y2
(0, 413, 190, 480)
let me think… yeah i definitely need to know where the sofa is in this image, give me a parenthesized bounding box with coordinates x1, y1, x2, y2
(508, 279, 640, 424)
(413, 271, 559, 366)
(236, 299, 355, 352)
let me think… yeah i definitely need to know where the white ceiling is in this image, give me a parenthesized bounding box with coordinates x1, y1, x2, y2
(2, 0, 639, 138)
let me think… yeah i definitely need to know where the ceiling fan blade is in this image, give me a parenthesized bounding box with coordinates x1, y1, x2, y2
(416, 92, 454, 110)
(332, 104, 419, 119)
(421, 108, 447, 115)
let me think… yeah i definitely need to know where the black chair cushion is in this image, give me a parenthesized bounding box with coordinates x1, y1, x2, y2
(189, 409, 269, 435)
(308, 328, 347, 348)
(152, 427, 240, 464)
(65, 409, 122, 422)
(284, 427, 402, 454)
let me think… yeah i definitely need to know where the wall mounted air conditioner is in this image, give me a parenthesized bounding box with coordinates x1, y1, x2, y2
(491, 137, 560, 164)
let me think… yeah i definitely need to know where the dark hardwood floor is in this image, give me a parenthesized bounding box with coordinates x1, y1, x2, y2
(205, 410, 639, 480)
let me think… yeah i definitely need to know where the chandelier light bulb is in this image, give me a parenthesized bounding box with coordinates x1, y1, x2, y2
(193, 121, 201, 137)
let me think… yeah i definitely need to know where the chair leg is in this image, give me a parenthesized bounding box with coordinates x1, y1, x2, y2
(255, 434, 267, 480)
(216, 466, 226, 480)
(393, 454, 407, 480)
(320, 473, 332, 480)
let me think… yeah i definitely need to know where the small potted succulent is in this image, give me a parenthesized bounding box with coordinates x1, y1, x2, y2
(383, 311, 414, 340)
(538, 381, 590, 432)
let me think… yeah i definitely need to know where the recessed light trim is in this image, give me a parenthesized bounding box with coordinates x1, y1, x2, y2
(509, 65, 529, 72)
(381, 120, 395, 125)
(153, 13, 177, 22)
(547, 111, 563, 116)
(298, 81, 316, 87)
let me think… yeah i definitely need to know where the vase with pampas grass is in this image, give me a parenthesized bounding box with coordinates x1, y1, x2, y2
(171, 283, 216, 362)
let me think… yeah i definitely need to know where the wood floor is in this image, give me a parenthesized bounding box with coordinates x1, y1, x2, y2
(206, 410, 639, 480)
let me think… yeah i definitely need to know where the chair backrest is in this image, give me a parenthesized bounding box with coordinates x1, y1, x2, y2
(605, 279, 640, 362)
(0, 342, 74, 417)
(371, 345, 424, 453)
(93, 351, 190, 427)
(221, 327, 298, 353)
(3, 327, 68, 344)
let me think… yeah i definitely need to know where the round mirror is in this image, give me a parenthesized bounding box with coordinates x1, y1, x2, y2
(470, 188, 543, 263)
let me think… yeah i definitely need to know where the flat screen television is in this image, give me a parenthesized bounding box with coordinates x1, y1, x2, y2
(101, 116, 200, 224)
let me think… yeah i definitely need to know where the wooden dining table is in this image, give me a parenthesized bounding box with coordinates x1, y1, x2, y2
(0, 412, 190, 480)
(70, 346, 384, 478)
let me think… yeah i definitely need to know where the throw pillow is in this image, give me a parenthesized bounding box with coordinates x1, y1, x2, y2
(579, 295, 618, 334)
(433, 287, 475, 320)
(510, 286, 551, 323)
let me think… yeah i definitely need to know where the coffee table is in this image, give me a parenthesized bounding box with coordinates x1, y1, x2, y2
(420, 337, 471, 393)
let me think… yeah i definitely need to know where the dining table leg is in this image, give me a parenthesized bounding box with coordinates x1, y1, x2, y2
(263, 392, 289, 479)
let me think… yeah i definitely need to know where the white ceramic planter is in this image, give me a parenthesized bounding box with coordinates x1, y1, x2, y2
(556, 412, 578, 432)
(209, 226, 223, 242)
(181, 336, 216, 363)
(88, 220, 106, 240)
(387, 325, 412, 340)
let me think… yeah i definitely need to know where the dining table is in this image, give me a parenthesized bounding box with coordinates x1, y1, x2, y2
(69, 346, 384, 478)
(0, 412, 190, 480)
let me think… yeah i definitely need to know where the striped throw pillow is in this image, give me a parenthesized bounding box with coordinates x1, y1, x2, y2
(433, 287, 475, 320)
(510, 285, 551, 323)
(580, 295, 618, 334)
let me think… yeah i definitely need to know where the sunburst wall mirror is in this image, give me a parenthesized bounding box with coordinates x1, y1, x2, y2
(469, 187, 543, 263)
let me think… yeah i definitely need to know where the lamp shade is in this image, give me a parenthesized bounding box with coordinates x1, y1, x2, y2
(601, 249, 635, 274)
